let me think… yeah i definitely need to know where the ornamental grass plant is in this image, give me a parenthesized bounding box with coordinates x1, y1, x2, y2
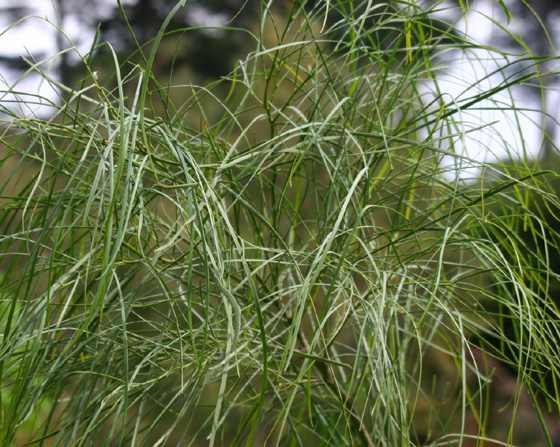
(1, 1, 560, 446)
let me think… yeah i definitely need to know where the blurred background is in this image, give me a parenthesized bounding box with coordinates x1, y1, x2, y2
(1, 0, 559, 176)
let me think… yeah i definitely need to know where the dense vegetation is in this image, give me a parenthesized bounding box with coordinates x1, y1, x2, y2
(1, 1, 560, 446)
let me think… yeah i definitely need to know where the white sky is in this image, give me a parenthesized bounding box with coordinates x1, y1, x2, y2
(0, 0, 113, 117)
(0, 0, 229, 118)
(423, 0, 554, 179)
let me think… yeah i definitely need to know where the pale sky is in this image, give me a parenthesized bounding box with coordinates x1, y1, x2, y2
(0, 0, 230, 118)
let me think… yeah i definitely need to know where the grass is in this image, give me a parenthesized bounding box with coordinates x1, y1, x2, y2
(1, 0, 560, 446)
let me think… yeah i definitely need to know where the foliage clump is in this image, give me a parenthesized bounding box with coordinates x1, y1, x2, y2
(1, 1, 559, 446)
